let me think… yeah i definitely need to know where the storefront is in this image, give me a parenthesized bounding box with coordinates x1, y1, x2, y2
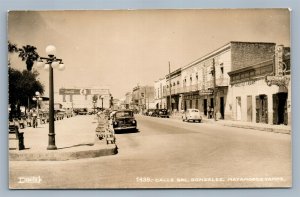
(228, 45, 291, 126)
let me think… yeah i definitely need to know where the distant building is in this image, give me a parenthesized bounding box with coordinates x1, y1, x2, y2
(125, 92, 133, 109)
(154, 77, 167, 109)
(164, 68, 182, 111)
(132, 85, 155, 112)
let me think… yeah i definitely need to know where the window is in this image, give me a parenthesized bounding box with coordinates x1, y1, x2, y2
(177, 81, 180, 85)
(220, 63, 224, 74)
(173, 82, 176, 86)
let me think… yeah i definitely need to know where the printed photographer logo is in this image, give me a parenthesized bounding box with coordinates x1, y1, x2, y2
(18, 176, 42, 184)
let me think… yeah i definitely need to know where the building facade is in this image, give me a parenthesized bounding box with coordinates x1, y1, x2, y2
(124, 92, 133, 109)
(154, 41, 291, 126)
(132, 85, 155, 112)
(164, 68, 182, 111)
(228, 45, 291, 125)
(154, 77, 167, 109)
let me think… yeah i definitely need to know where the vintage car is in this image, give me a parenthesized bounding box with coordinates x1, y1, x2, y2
(157, 109, 170, 118)
(182, 108, 202, 122)
(77, 108, 88, 115)
(111, 110, 137, 132)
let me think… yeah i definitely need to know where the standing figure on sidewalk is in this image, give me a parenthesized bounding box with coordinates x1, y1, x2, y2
(207, 106, 211, 119)
(210, 107, 214, 119)
(32, 109, 38, 128)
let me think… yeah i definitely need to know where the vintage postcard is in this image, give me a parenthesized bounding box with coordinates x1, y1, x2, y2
(8, 9, 291, 189)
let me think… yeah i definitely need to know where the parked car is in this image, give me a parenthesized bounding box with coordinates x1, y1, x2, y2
(145, 109, 155, 116)
(157, 109, 170, 118)
(182, 109, 202, 122)
(77, 108, 88, 115)
(111, 110, 137, 132)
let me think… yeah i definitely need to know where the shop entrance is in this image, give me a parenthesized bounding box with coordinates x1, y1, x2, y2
(203, 99, 207, 116)
(220, 97, 224, 119)
(256, 94, 268, 124)
(247, 95, 252, 122)
(273, 93, 288, 125)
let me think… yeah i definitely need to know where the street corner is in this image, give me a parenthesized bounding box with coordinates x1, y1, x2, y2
(9, 143, 118, 161)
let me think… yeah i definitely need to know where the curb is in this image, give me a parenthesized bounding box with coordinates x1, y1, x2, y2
(201, 119, 291, 134)
(169, 116, 291, 134)
(9, 144, 118, 161)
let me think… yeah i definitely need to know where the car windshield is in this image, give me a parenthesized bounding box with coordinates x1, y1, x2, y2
(191, 110, 199, 112)
(115, 111, 133, 118)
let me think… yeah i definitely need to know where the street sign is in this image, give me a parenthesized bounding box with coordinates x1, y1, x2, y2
(59, 88, 80, 95)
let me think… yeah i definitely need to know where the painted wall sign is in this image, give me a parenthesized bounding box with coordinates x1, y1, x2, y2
(199, 89, 213, 95)
(233, 80, 255, 87)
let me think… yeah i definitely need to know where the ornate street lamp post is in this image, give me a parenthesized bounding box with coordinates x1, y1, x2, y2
(32, 91, 42, 121)
(93, 100, 96, 114)
(36, 45, 65, 150)
(100, 95, 104, 111)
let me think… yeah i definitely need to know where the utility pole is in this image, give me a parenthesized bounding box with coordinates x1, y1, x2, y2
(145, 87, 147, 110)
(160, 83, 162, 109)
(169, 61, 172, 112)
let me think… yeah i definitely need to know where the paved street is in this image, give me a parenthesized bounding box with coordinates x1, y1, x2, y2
(9, 115, 291, 188)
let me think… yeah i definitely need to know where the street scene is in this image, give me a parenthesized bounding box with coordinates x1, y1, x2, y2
(8, 9, 291, 188)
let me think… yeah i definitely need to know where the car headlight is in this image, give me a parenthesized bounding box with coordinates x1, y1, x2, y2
(113, 122, 118, 125)
(132, 120, 136, 124)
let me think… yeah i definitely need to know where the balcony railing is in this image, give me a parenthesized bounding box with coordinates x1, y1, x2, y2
(206, 77, 229, 88)
(162, 78, 229, 97)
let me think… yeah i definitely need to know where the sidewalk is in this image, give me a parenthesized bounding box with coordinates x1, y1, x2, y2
(9, 115, 118, 161)
(170, 113, 291, 134)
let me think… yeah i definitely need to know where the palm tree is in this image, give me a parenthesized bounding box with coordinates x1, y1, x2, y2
(8, 41, 18, 53)
(18, 45, 39, 71)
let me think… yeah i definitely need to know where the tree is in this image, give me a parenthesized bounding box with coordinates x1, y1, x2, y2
(9, 67, 44, 118)
(92, 95, 98, 102)
(18, 45, 39, 71)
(8, 41, 18, 53)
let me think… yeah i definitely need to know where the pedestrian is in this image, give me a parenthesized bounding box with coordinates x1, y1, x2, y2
(32, 109, 38, 128)
(207, 106, 211, 119)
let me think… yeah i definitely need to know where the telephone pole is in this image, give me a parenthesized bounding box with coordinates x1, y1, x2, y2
(212, 58, 217, 121)
(169, 62, 172, 112)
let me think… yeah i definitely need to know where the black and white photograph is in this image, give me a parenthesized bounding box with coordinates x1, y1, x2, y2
(7, 9, 291, 189)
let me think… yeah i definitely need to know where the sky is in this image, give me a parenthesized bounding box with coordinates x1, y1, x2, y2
(8, 9, 290, 99)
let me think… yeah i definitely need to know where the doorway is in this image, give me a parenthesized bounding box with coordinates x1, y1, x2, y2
(273, 93, 288, 125)
(203, 99, 207, 116)
(256, 94, 268, 124)
(220, 97, 224, 119)
(247, 96, 252, 122)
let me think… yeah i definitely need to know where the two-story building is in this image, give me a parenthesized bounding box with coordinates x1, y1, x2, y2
(154, 77, 167, 109)
(132, 85, 155, 112)
(155, 41, 289, 122)
(164, 68, 182, 111)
